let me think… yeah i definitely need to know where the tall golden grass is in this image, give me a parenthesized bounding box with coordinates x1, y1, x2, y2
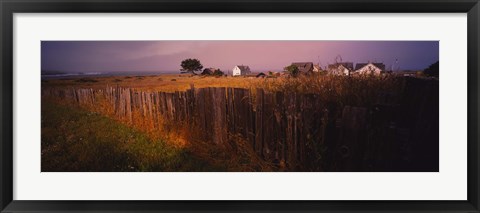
(250, 74, 404, 107)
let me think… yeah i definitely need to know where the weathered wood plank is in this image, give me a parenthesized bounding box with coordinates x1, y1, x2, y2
(255, 88, 264, 156)
(212, 88, 227, 145)
(336, 106, 368, 172)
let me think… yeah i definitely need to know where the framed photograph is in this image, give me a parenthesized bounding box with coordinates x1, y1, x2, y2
(1, 0, 479, 212)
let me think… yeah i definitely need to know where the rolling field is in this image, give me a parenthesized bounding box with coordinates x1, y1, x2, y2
(41, 73, 438, 172)
(42, 74, 264, 92)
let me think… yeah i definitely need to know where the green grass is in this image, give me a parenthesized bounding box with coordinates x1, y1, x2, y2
(41, 101, 222, 172)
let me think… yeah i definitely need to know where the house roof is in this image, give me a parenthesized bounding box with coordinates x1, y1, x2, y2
(292, 62, 314, 73)
(201, 68, 219, 75)
(328, 62, 354, 71)
(355, 63, 386, 71)
(236, 65, 250, 71)
(201, 69, 212, 75)
(256, 72, 266, 77)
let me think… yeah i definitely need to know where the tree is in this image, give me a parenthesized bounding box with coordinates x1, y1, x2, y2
(423, 61, 439, 77)
(284, 64, 299, 77)
(180, 58, 203, 74)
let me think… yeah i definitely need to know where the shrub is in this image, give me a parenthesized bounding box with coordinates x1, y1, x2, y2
(213, 70, 224, 76)
(424, 61, 439, 77)
(284, 64, 299, 77)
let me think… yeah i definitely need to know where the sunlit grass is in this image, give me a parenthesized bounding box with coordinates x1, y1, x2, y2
(42, 74, 263, 92)
(41, 101, 223, 172)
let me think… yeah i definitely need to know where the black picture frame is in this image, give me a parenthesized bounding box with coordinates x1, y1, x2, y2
(1, 0, 479, 212)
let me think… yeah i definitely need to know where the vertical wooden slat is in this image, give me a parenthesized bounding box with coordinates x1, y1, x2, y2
(255, 89, 264, 156)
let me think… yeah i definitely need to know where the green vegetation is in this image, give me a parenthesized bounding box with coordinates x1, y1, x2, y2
(213, 69, 224, 76)
(180, 58, 203, 74)
(284, 64, 299, 77)
(41, 101, 221, 172)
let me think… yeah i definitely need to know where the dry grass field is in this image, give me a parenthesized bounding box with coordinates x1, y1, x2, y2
(43, 73, 405, 109)
(42, 74, 264, 92)
(41, 73, 436, 172)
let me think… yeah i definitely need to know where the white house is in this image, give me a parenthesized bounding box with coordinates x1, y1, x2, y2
(337, 65, 352, 76)
(232, 65, 251, 76)
(327, 62, 354, 76)
(354, 63, 385, 75)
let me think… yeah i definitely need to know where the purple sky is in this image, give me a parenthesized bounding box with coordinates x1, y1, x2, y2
(41, 41, 439, 73)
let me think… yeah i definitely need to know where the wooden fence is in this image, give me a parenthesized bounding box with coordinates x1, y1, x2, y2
(42, 77, 439, 171)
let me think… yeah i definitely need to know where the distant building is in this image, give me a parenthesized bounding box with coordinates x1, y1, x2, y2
(232, 65, 251, 76)
(291, 62, 314, 74)
(354, 63, 385, 75)
(201, 68, 219, 75)
(313, 64, 323, 72)
(256, 72, 266, 78)
(327, 62, 354, 76)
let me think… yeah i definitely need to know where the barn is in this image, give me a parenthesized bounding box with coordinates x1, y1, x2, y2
(232, 65, 251, 76)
